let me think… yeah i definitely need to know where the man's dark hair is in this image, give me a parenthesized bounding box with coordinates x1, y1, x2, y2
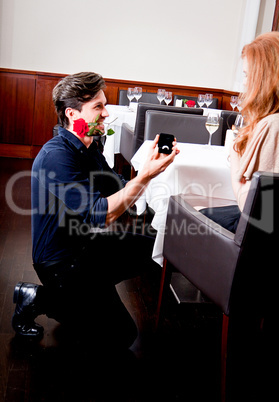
(52, 72, 106, 128)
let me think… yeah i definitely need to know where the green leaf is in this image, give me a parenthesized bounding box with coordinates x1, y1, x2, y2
(87, 115, 115, 136)
(87, 126, 96, 136)
(107, 128, 115, 136)
(87, 115, 102, 136)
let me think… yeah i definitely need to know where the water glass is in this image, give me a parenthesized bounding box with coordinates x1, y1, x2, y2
(134, 87, 142, 102)
(157, 89, 165, 104)
(164, 91, 172, 105)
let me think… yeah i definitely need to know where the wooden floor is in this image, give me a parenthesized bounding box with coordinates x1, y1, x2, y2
(0, 157, 223, 402)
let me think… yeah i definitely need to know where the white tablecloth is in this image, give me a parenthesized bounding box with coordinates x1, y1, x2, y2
(103, 104, 137, 167)
(131, 141, 236, 266)
(103, 104, 223, 167)
(202, 107, 222, 116)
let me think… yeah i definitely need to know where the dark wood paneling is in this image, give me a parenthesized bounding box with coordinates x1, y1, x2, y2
(0, 144, 32, 158)
(32, 76, 61, 146)
(0, 72, 36, 145)
(0, 68, 239, 159)
(104, 83, 119, 105)
(272, 0, 279, 31)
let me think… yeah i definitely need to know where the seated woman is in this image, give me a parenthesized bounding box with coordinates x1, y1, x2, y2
(201, 31, 279, 232)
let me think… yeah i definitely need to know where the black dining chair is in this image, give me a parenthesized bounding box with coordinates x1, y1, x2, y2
(156, 171, 279, 402)
(173, 94, 219, 109)
(220, 110, 239, 145)
(119, 103, 203, 175)
(118, 90, 160, 106)
(144, 110, 224, 145)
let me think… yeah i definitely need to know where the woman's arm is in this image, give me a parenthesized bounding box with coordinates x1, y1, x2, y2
(230, 142, 251, 211)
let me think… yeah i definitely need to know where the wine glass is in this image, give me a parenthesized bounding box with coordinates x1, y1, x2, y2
(237, 98, 243, 112)
(230, 95, 238, 111)
(127, 88, 134, 107)
(233, 114, 244, 135)
(204, 93, 213, 108)
(197, 94, 205, 108)
(205, 113, 219, 146)
(157, 89, 165, 104)
(164, 91, 172, 106)
(134, 87, 142, 102)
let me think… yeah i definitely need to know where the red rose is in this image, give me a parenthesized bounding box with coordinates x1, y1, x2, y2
(73, 118, 89, 138)
(186, 100, 196, 107)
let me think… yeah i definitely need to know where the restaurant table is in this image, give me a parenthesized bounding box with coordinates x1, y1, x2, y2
(131, 141, 237, 266)
(103, 104, 137, 167)
(103, 104, 222, 167)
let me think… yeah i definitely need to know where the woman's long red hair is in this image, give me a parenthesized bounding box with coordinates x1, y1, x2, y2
(235, 31, 279, 155)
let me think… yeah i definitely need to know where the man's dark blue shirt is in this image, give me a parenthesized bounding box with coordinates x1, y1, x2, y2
(31, 127, 125, 264)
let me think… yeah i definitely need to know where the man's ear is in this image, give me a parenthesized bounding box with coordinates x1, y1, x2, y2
(65, 107, 77, 121)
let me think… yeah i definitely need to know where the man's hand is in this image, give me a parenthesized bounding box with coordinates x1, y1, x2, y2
(105, 135, 179, 226)
(140, 134, 180, 180)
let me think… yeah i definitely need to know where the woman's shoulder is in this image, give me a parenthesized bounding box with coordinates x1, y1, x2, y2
(252, 114, 279, 141)
(257, 113, 279, 129)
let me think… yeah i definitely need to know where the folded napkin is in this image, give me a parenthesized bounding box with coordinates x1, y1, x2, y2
(175, 99, 183, 107)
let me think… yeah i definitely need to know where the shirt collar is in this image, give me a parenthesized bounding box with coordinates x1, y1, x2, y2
(58, 126, 98, 152)
(58, 126, 87, 150)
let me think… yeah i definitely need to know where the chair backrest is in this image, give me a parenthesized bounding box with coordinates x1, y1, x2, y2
(220, 110, 239, 144)
(118, 90, 160, 106)
(173, 94, 219, 109)
(235, 172, 279, 248)
(144, 110, 224, 145)
(133, 102, 203, 153)
(229, 171, 279, 314)
(163, 172, 279, 315)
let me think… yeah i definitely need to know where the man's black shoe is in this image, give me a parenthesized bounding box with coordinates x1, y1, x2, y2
(12, 282, 44, 339)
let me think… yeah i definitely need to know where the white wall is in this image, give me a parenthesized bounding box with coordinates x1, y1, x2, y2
(0, 0, 275, 90)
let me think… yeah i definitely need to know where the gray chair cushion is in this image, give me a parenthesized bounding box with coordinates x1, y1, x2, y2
(133, 102, 203, 154)
(163, 172, 279, 314)
(119, 123, 134, 165)
(163, 194, 239, 314)
(144, 110, 224, 145)
(221, 110, 239, 144)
